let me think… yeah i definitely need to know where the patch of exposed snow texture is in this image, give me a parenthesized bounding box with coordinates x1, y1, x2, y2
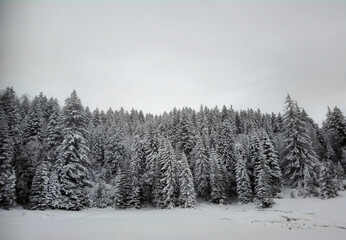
(1, 190, 345, 240)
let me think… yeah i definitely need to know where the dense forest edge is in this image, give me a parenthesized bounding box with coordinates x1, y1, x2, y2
(0, 87, 345, 211)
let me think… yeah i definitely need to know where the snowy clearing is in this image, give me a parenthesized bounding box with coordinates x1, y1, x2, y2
(1, 191, 345, 240)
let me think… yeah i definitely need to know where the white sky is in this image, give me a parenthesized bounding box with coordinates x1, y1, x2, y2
(0, 1, 345, 124)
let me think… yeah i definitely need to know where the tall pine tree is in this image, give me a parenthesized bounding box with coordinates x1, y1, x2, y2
(178, 153, 196, 208)
(193, 133, 210, 200)
(209, 148, 227, 204)
(29, 160, 51, 210)
(282, 95, 318, 189)
(235, 142, 252, 204)
(156, 138, 177, 209)
(57, 90, 91, 210)
(0, 107, 16, 209)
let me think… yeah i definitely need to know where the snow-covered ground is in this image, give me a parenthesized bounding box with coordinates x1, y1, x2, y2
(1, 191, 345, 240)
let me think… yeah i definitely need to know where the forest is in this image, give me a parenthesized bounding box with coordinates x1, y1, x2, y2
(0, 87, 345, 211)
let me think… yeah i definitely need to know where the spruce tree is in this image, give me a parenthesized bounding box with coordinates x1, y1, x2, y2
(29, 160, 51, 210)
(235, 143, 252, 204)
(254, 152, 274, 208)
(19, 95, 30, 122)
(16, 136, 44, 206)
(93, 182, 111, 208)
(114, 141, 132, 209)
(37, 92, 49, 124)
(157, 138, 177, 209)
(216, 118, 235, 196)
(46, 109, 62, 164)
(46, 97, 60, 121)
(326, 107, 346, 145)
(178, 110, 195, 162)
(302, 164, 318, 197)
(248, 133, 262, 192)
(209, 149, 227, 204)
(92, 108, 102, 127)
(0, 87, 21, 142)
(282, 95, 318, 188)
(104, 125, 125, 181)
(320, 162, 338, 199)
(142, 121, 159, 203)
(48, 170, 61, 209)
(178, 153, 196, 208)
(326, 144, 336, 163)
(0, 108, 16, 209)
(128, 136, 142, 209)
(336, 161, 345, 191)
(23, 97, 44, 145)
(57, 90, 91, 210)
(260, 132, 282, 196)
(152, 138, 165, 207)
(193, 133, 210, 200)
(323, 106, 346, 170)
(90, 125, 105, 169)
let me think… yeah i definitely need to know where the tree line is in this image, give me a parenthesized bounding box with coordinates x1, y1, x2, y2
(0, 87, 345, 210)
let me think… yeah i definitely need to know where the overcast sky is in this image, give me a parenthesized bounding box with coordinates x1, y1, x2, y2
(0, 1, 345, 124)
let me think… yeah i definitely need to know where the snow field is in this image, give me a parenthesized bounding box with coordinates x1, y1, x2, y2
(1, 191, 345, 240)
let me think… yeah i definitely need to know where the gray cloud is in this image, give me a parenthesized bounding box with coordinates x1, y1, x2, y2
(0, 2, 345, 124)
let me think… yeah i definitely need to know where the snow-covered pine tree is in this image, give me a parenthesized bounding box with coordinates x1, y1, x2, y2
(2, 90, 21, 203)
(99, 110, 107, 126)
(29, 160, 51, 210)
(57, 90, 91, 210)
(46, 109, 62, 164)
(320, 162, 338, 199)
(302, 164, 318, 197)
(325, 144, 344, 192)
(19, 95, 30, 122)
(0, 107, 16, 209)
(16, 136, 44, 206)
(114, 160, 132, 209)
(325, 107, 346, 146)
(90, 125, 106, 169)
(85, 107, 92, 125)
(36, 92, 49, 125)
(93, 182, 111, 208)
(220, 105, 229, 122)
(128, 136, 142, 209)
(302, 110, 325, 163)
(178, 153, 196, 208)
(151, 135, 167, 207)
(282, 95, 318, 189)
(235, 142, 252, 204)
(178, 109, 195, 163)
(0, 87, 21, 143)
(209, 148, 227, 204)
(254, 152, 274, 208)
(216, 118, 235, 197)
(248, 133, 262, 192)
(157, 138, 177, 209)
(260, 131, 282, 196)
(47, 170, 61, 209)
(92, 108, 102, 127)
(45, 97, 60, 121)
(23, 97, 44, 145)
(234, 112, 242, 135)
(15, 94, 46, 207)
(323, 107, 346, 171)
(192, 133, 210, 200)
(105, 107, 114, 127)
(104, 124, 125, 181)
(142, 121, 160, 203)
(326, 143, 336, 163)
(336, 161, 345, 191)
